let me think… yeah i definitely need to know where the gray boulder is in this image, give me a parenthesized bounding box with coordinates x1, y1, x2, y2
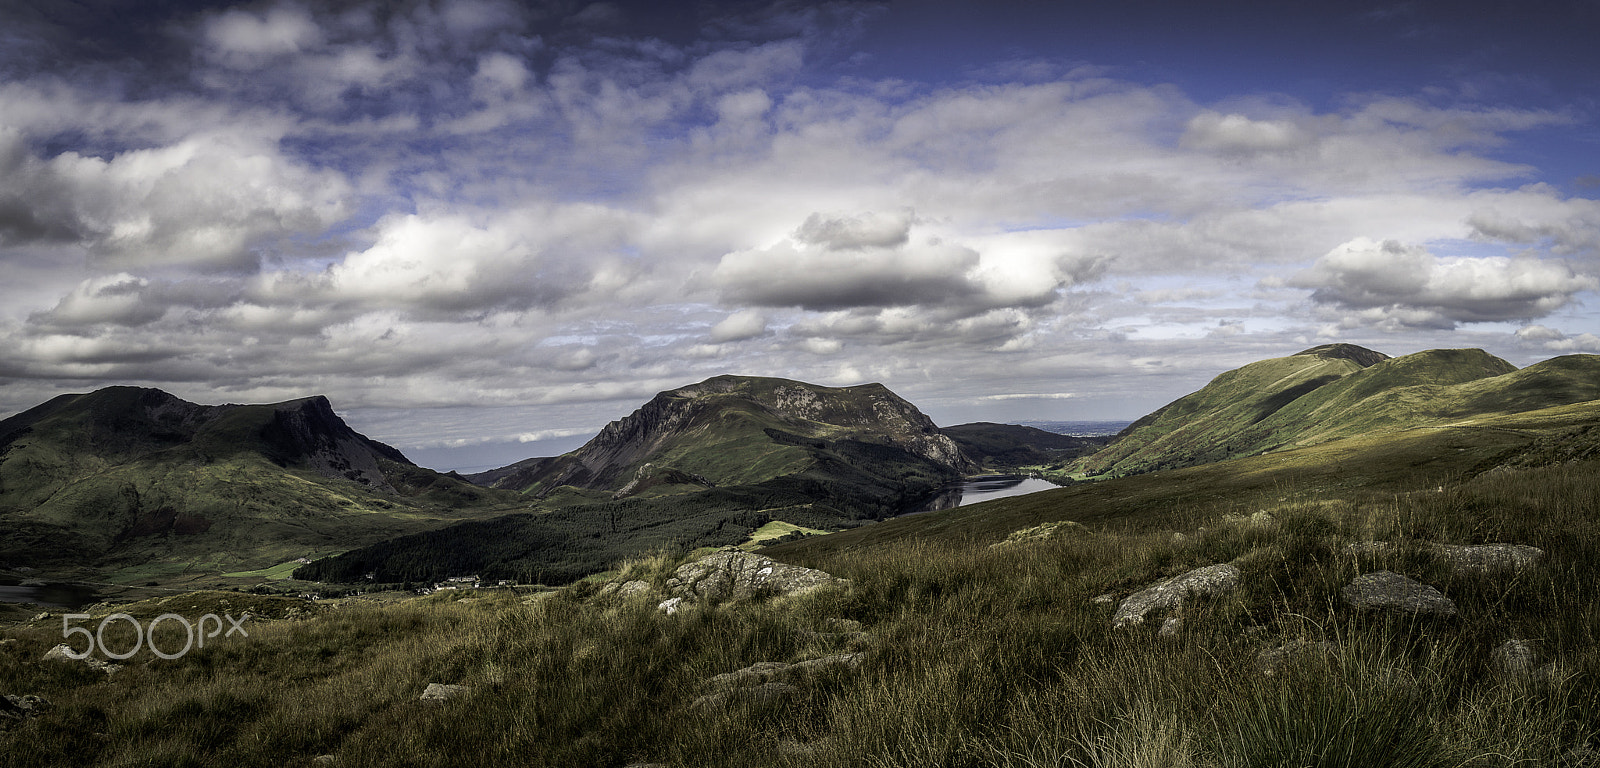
(596, 579, 657, 602)
(665, 549, 845, 605)
(1256, 639, 1337, 677)
(41, 644, 123, 675)
(1492, 639, 1538, 679)
(1112, 564, 1241, 629)
(1341, 571, 1457, 617)
(419, 683, 470, 703)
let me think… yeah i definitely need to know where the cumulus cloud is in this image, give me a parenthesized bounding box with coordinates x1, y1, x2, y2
(1514, 324, 1600, 352)
(713, 211, 983, 310)
(1291, 237, 1598, 328)
(0, 117, 350, 270)
(709, 309, 768, 342)
(1182, 111, 1312, 156)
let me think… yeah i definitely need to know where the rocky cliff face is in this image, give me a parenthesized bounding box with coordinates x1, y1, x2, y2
(260, 396, 413, 491)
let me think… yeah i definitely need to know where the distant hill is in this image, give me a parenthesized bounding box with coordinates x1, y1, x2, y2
(0, 387, 513, 582)
(470, 375, 977, 494)
(303, 376, 983, 585)
(1072, 345, 1600, 477)
(941, 422, 1109, 469)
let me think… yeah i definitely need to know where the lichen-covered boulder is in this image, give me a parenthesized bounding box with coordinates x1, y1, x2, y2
(990, 520, 1090, 548)
(1112, 563, 1241, 629)
(419, 683, 470, 703)
(665, 548, 845, 605)
(1341, 571, 1457, 617)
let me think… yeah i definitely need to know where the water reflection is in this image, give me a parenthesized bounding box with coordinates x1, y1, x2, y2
(0, 580, 101, 609)
(914, 475, 1062, 514)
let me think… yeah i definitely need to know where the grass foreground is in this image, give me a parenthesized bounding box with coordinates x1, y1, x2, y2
(3, 455, 1599, 766)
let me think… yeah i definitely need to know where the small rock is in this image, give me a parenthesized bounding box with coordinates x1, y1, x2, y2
(1090, 593, 1115, 605)
(708, 661, 790, 690)
(1158, 616, 1183, 637)
(792, 652, 867, 675)
(418, 683, 470, 703)
(1256, 640, 1337, 677)
(29, 612, 49, 623)
(1341, 571, 1457, 617)
(1492, 639, 1538, 679)
(1113, 564, 1242, 628)
(312, 756, 336, 766)
(656, 597, 687, 615)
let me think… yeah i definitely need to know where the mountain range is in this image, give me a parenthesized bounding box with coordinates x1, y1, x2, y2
(3, 343, 1599, 586)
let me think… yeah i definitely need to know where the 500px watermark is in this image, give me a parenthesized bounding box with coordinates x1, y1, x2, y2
(59, 613, 248, 660)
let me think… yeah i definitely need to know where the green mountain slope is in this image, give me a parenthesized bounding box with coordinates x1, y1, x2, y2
(768, 396, 1600, 559)
(471, 374, 977, 494)
(303, 376, 981, 584)
(1073, 343, 1389, 476)
(1074, 345, 1600, 477)
(0, 387, 515, 583)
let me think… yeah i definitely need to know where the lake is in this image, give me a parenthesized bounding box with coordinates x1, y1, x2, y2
(913, 475, 1063, 514)
(0, 580, 102, 610)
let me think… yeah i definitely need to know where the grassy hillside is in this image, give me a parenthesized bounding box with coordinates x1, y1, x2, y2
(771, 397, 1600, 560)
(0, 387, 519, 584)
(1072, 346, 1600, 478)
(4, 404, 1597, 767)
(1073, 343, 1386, 477)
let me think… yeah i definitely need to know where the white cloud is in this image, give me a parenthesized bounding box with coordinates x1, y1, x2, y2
(709, 309, 768, 342)
(203, 3, 323, 60)
(1291, 237, 1598, 328)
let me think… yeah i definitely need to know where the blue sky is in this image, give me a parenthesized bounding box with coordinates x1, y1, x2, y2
(2, 0, 1599, 472)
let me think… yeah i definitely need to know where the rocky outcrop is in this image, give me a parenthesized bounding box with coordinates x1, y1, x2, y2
(1113, 564, 1241, 629)
(261, 396, 411, 491)
(1341, 571, 1457, 617)
(692, 653, 868, 710)
(990, 520, 1089, 547)
(662, 549, 846, 608)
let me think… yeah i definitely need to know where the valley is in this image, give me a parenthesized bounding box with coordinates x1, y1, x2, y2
(3, 345, 1599, 766)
